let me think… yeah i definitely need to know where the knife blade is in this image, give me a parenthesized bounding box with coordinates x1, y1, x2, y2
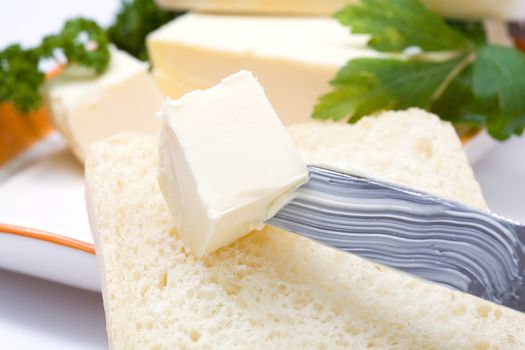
(268, 166, 525, 313)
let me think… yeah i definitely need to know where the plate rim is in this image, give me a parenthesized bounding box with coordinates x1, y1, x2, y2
(0, 222, 95, 254)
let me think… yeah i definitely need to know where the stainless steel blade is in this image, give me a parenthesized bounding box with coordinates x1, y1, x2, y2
(268, 166, 525, 312)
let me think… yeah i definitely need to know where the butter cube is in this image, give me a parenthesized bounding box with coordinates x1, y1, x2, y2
(158, 70, 308, 256)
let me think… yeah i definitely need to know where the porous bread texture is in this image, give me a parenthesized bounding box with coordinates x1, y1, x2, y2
(287, 108, 487, 211)
(86, 110, 524, 350)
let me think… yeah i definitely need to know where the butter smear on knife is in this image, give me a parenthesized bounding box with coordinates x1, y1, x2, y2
(158, 70, 309, 256)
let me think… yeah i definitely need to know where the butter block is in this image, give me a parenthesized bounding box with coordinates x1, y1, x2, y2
(158, 70, 309, 256)
(46, 48, 164, 162)
(147, 13, 378, 125)
(156, 0, 525, 20)
(155, 0, 352, 15)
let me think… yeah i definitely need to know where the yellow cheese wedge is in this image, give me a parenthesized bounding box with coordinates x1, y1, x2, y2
(147, 13, 379, 125)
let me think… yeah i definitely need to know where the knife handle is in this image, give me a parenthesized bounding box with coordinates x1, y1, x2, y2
(269, 166, 525, 311)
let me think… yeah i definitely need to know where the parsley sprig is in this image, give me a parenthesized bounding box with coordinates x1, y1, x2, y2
(108, 0, 180, 61)
(0, 18, 110, 114)
(0, 0, 178, 115)
(0, 45, 44, 114)
(313, 0, 525, 140)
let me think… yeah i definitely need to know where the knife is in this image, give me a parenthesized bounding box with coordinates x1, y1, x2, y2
(268, 166, 525, 313)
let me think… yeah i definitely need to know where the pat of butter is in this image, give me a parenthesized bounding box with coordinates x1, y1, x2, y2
(156, 0, 525, 20)
(158, 70, 309, 256)
(147, 13, 379, 125)
(46, 48, 164, 162)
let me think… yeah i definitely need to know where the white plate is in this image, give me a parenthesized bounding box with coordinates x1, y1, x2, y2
(0, 131, 497, 292)
(0, 133, 98, 291)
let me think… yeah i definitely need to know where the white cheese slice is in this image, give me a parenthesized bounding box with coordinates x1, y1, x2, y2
(147, 13, 379, 125)
(156, 0, 525, 20)
(46, 48, 164, 162)
(158, 70, 309, 256)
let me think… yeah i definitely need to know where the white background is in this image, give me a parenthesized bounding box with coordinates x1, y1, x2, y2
(1, 1, 525, 349)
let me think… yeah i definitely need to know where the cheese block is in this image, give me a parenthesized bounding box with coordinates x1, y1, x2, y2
(147, 13, 378, 125)
(156, 0, 525, 20)
(45, 48, 164, 162)
(158, 70, 308, 256)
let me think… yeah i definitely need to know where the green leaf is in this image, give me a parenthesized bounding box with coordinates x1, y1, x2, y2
(431, 65, 480, 124)
(471, 45, 525, 139)
(430, 65, 492, 130)
(432, 46, 525, 140)
(313, 55, 467, 123)
(445, 20, 486, 47)
(107, 0, 181, 61)
(318, 0, 525, 141)
(473, 45, 525, 116)
(335, 0, 473, 52)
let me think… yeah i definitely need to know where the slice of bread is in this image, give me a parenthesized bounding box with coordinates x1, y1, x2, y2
(86, 109, 525, 350)
(288, 108, 488, 211)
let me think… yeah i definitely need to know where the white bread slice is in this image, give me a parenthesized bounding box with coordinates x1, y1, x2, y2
(288, 108, 488, 211)
(86, 109, 525, 350)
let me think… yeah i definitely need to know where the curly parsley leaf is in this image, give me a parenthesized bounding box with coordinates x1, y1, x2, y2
(314, 55, 467, 122)
(0, 45, 44, 114)
(56, 18, 110, 74)
(108, 0, 181, 61)
(0, 18, 110, 114)
(335, 0, 473, 52)
(1, 0, 178, 114)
